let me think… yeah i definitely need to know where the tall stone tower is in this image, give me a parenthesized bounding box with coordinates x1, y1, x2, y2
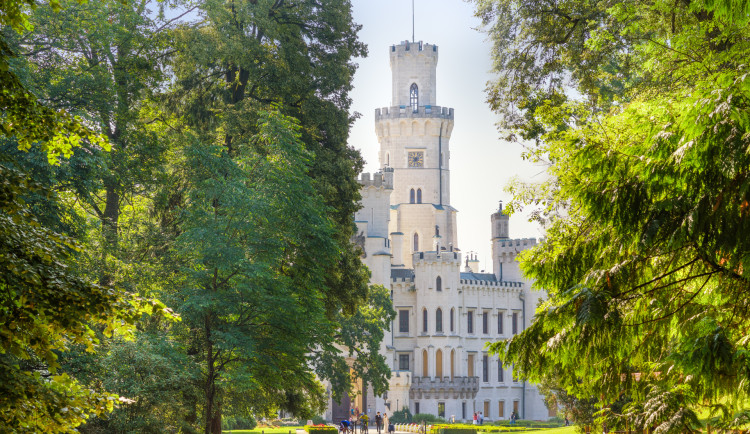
(375, 41, 457, 269)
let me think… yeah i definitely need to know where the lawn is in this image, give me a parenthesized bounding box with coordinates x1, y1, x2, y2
(224, 428, 577, 434)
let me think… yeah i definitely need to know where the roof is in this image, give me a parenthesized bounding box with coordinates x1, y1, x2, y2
(391, 269, 415, 280)
(459, 272, 497, 282)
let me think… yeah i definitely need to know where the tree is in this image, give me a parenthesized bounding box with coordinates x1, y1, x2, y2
(0, 162, 170, 432)
(474, 0, 750, 431)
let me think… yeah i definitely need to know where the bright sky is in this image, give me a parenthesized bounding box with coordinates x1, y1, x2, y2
(348, 0, 546, 272)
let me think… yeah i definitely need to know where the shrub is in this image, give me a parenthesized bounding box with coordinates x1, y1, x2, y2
(311, 415, 327, 425)
(389, 407, 413, 424)
(304, 425, 337, 434)
(432, 425, 477, 434)
(223, 415, 258, 430)
(413, 413, 446, 424)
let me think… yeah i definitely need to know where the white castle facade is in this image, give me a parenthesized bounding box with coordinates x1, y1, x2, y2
(326, 40, 551, 423)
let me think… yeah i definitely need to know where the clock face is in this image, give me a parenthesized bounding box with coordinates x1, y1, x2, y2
(408, 151, 424, 168)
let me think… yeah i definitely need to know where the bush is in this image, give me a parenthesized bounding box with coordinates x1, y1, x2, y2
(311, 415, 327, 425)
(413, 413, 446, 424)
(223, 415, 258, 430)
(432, 425, 477, 434)
(304, 425, 337, 434)
(389, 407, 413, 424)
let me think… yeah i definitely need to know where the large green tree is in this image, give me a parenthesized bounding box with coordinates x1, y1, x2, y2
(474, 0, 750, 431)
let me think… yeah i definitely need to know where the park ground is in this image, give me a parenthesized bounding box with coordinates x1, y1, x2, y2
(224, 426, 577, 434)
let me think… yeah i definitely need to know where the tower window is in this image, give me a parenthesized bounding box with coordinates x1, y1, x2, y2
(450, 308, 454, 332)
(417, 188, 422, 204)
(413, 233, 419, 251)
(410, 83, 418, 112)
(436, 308, 443, 333)
(422, 308, 428, 333)
(410, 188, 415, 204)
(436, 276, 442, 292)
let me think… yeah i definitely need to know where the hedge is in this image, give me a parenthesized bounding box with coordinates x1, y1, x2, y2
(304, 425, 337, 434)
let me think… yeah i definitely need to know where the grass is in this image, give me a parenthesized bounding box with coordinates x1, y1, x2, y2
(224, 427, 578, 434)
(225, 427, 305, 434)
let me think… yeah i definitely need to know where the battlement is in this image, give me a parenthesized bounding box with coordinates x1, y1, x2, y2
(390, 40, 438, 58)
(460, 279, 524, 290)
(358, 171, 394, 189)
(413, 250, 461, 265)
(375, 105, 454, 121)
(495, 238, 537, 248)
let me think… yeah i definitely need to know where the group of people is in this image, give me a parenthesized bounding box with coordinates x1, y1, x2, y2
(340, 410, 394, 434)
(471, 411, 484, 425)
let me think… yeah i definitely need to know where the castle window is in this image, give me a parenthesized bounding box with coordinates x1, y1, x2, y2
(498, 359, 504, 382)
(413, 233, 419, 251)
(436, 276, 442, 292)
(483, 354, 489, 382)
(422, 308, 428, 333)
(450, 308, 454, 332)
(410, 188, 415, 204)
(468, 311, 474, 334)
(436, 308, 443, 333)
(399, 310, 409, 333)
(512, 312, 519, 335)
(498, 311, 504, 334)
(386, 152, 390, 166)
(417, 188, 422, 204)
(410, 83, 419, 112)
(483, 311, 489, 334)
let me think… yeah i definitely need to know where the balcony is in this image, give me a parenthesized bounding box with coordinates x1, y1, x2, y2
(409, 376, 479, 400)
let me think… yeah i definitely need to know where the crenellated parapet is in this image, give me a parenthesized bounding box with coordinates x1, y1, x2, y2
(412, 250, 461, 266)
(358, 171, 394, 190)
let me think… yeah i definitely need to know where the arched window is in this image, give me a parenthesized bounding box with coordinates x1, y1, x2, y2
(410, 83, 419, 112)
(413, 233, 419, 251)
(417, 188, 422, 204)
(436, 276, 442, 292)
(436, 349, 443, 378)
(436, 308, 443, 333)
(422, 349, 429, 377)
(450, 308, 455, 332)
(410, 188, 415, 204)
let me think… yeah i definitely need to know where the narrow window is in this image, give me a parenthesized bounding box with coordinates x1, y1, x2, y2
(399, 310, 409, 333)
(417, 188, 422, 203)
(386, 153, 390, 166)
(467, 354, 475, 377)
(462, 402, 466, 420)
(484, 401, 490, 418)
(498, 312, 504, 334)
(438, 402, 445, 418)
(415, 402, 420, 414)
(422, 349, 428, 377)
(450, 308, 454, 332)
(399, 354, 410, 370)
(436, 349, 443, 377)
(467, 311, 474, 334)
(436, 308, 443, 333)
(410, 83, 418, 112)
(436, 276, 442, 292)
(498, 360, 504, 382)
(498, 401, 505, 418)
(483, 311, 489, 334)
(482, 355, 489, 382)
(422, 308, 428, 333)
(413, 233, 419, 251)
(410, 188, 415, 204)
(512, 312, 519, 335)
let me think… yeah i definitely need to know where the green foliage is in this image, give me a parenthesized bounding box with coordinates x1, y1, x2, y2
(0, 162, 171, 432)
(389, 407, 413, 424)
(475, 0, 750, 431)
(224, 415, 258, 431)
(434, 427, 477, 434)
(304, 426, 338, 434)
(413, 413, 446, 424)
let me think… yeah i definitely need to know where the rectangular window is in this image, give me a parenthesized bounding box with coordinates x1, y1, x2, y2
(467, 311, 474, 334)
(450, 309, 454, 332)
(512, 312, 519, 335)
(482, 355, 489, 382)
(498, 401, 505, 418)
(462, 402, 466, 420)
(513, 401, 519, 414)
(484, 401, 490, 418)
(415, 402, 420, 414)
(467, 354, 475, 377)
(497, 311, 504, 334)
(399, 310, 409, 333)
(438, 402, 445, 418)
(498, 360, 504, 383)
(482, 311, 489, 334)
(399, 354, 410, 371)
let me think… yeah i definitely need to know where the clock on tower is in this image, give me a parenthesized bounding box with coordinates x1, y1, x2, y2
(407, 151, 424, 168)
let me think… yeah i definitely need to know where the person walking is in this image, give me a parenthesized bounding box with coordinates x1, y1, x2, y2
(472, 412, 477, 425)
(375, 412, 383, 434)
(479, 412, 483, 425)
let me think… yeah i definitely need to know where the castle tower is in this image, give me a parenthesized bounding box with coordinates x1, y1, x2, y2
(491, 202, 537, 281)
(376, 41, 457, 269)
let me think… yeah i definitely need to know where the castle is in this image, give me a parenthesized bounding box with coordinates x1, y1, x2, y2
(326, 40, 550, 423)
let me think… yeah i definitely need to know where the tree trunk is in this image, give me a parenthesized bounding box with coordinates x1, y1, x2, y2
(205, 317, 216, 434)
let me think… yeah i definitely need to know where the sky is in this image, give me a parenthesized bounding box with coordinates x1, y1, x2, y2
(348, 0, 547, 272)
